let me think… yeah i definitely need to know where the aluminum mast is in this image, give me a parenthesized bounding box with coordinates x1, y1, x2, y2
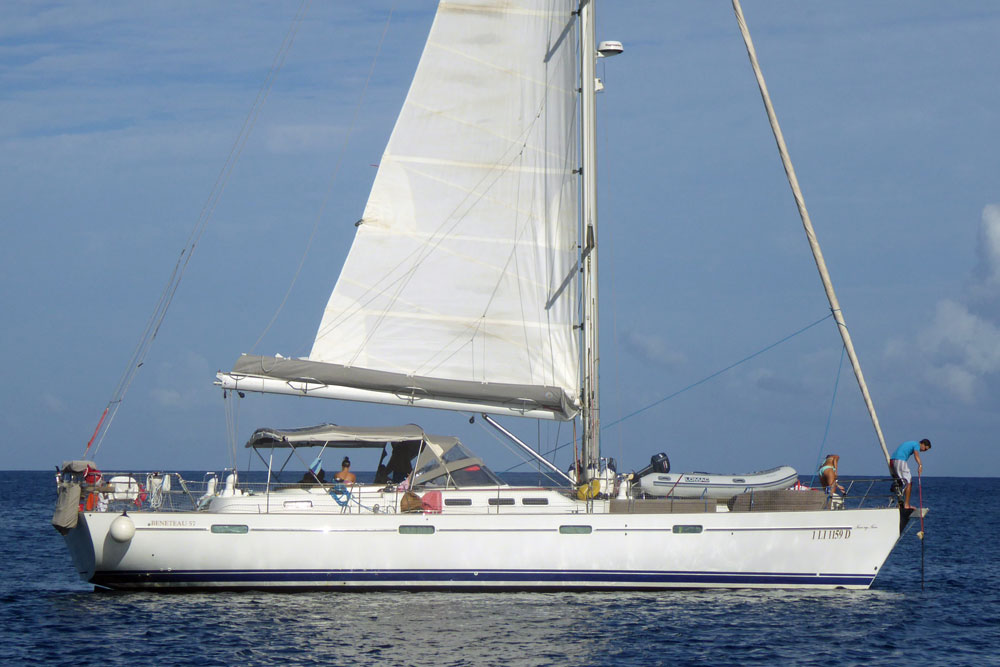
(579, 0, 600, 482)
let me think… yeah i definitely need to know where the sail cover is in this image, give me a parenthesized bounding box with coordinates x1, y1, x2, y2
(225, 1, 581, 420)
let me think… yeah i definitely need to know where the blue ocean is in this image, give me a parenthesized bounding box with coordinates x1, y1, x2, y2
(2, 472, 997, 666)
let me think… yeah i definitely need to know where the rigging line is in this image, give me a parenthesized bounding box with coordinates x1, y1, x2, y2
(87, 1, 311, 458)
(258, 5, 399, 356)
(808, 344, 846, 489)
(411, 145, 536, 379)
(479, 420, 564, 485)
(341, 119, 546, 366)
(415, 154, 542, 380)
(412, 113, 579, 382)
(538, 102, 580, 391)
(732, 0, 890, 464)
(316, 56, 567, 353)
(511, 153, 534, 381)
(317, 112, 544, 345)
(152, 1, 308, 339)
(504, 436, 574, 473)
(509, 314, 837, 471)
(602, 312, 834, 431)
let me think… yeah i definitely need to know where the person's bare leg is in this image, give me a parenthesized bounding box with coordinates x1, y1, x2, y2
(904, 481, 915, 510)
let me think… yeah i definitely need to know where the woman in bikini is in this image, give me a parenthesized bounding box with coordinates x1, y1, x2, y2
(818, 454, 845, 495)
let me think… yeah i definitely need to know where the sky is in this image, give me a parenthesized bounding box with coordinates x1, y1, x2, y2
(2, 1, 998, 478)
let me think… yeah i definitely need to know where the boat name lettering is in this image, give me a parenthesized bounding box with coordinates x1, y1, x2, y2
(812, 529, 851, 540)
(684, 476, 710, 484)
(148, 520, 197, 527)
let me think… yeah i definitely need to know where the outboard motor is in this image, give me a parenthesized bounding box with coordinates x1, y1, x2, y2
(634, 452, 670, 479)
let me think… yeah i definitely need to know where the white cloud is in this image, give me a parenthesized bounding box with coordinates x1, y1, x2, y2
(623, 331, 685, 368)
(924, 363, 978, 403)
(747, 368, 811, 396)
(974, 203, 1000, 292)
(149, 352, 213, 408)
(42, 393, 66, 413)
(264, 123, 347, 154)
(893, 205, 1000, 403)
(151, 388, 184, 407)
(919, 299, 1000, 368)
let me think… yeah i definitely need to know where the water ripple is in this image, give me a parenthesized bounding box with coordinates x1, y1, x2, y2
(2, 473, 998, 665)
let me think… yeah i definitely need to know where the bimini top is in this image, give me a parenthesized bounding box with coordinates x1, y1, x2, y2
(245, 423, 459, 450)
(245, 423, 503, 489)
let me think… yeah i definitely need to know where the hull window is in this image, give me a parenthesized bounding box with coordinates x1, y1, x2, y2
(211, 525, 249, 534)
(672, 525, 703, 534)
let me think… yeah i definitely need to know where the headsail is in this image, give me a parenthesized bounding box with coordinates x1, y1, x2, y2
(220, 1, 581, 420)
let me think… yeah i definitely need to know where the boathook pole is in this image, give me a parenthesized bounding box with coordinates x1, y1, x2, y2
(918, 472, 925, 590)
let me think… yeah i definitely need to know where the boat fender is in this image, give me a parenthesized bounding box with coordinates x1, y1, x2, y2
(576, 479, 601, 500)
(110, 514, 135, 542)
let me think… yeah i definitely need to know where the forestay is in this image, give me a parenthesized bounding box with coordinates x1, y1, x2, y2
(221, 0, 581, 420)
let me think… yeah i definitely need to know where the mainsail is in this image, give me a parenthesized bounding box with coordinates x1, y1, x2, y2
(221, 1, 582, 420)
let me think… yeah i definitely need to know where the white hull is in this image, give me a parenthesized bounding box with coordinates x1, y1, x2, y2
(639, 466, 799, 499)
(63, 499, 905, 591)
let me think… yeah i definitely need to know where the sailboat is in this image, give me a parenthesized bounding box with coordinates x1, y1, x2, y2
(55, 0, 922, 591)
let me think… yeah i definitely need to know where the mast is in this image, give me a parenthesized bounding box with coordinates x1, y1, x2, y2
(579, 0, 600, 481)
(732, 0, 891, 464)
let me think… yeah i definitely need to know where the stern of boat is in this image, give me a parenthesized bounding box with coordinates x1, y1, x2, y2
(60, 514, 97, 583)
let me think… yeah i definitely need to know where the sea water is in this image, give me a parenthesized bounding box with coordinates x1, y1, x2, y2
(2, 472, 997, 666)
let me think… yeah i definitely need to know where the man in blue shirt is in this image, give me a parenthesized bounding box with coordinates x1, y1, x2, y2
(889, 439, 931, 510)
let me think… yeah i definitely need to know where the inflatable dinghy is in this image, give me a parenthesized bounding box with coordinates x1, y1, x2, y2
(637, 465, 798, 499)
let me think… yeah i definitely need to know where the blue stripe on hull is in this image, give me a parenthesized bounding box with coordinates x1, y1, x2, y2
(92, 569, 874, 590)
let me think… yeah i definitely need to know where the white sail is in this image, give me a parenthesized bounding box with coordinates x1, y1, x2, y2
(227, 0, 581, 419)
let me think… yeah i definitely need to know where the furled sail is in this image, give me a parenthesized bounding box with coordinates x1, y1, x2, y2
(221, 1, 581, 420)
